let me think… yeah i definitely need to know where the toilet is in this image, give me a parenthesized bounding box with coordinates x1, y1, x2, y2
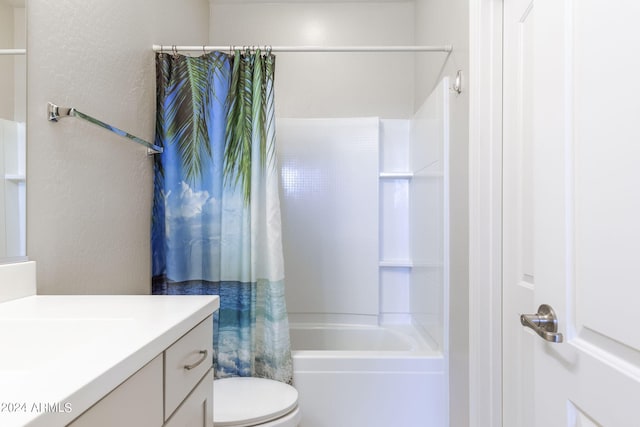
(213, 377, 301, 426)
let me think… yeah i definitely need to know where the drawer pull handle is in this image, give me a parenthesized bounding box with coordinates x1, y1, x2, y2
(184, 350, 208, 371)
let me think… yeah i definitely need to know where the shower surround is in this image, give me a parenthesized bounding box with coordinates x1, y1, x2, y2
(276, 79, 450, 426)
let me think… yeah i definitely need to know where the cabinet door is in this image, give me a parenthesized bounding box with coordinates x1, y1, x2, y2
(165, 315, 213, 419)
(164, 369, 213, 427)
(68, 355, 163, 427)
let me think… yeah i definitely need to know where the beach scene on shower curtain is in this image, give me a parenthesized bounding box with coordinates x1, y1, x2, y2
(151, 51, 293, 384)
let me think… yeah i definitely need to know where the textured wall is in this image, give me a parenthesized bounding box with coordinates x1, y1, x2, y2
(210, 1, 415, 119)
(27, 0, 209, 294)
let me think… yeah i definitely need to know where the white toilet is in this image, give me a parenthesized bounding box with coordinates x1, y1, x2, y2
(213, 377, 301, 427)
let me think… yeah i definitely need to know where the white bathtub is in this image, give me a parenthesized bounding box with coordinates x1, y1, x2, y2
(290, 323, 446, 427)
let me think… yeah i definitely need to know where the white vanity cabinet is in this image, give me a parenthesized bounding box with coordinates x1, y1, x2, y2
(67, 355, 164, 427)
(164, 314, 213, 426)
(164, 370, 214, 427)
(68, 315, 214, 427)
(0, 295, 218, 427)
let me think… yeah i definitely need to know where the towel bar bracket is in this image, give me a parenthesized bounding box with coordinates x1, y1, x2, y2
(48, 103, 75, 122)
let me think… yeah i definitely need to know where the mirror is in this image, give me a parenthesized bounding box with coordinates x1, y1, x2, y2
(0, 0, 26, 260)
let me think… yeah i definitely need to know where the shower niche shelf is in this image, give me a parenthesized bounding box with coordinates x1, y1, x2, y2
(5, 174, 25, 182)
(379, 260, 413, 268)
(379, 172, 411, 271)
(378, 171, 443, 179)
(379, 172, 413, 179)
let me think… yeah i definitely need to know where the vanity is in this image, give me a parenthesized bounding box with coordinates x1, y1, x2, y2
(0, 281, 219, 427)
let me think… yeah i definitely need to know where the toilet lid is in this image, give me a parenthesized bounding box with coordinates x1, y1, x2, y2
(213, 377, 299, 427)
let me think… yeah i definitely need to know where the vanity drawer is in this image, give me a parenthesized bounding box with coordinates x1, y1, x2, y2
(165, 315, 213, 420)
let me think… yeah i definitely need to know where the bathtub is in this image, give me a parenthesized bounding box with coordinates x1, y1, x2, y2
(290, 323, 446, 427)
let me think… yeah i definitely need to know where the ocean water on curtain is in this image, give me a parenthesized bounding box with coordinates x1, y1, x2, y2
(151, 51, 292, 383)
(152, 279, 288, 377)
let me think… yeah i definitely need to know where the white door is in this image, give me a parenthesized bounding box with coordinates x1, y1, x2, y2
(502, 0, 535, 425)
(504, 0, 640, 425)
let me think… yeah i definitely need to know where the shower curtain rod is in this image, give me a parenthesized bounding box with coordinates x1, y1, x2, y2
(152, 44, 452, 53)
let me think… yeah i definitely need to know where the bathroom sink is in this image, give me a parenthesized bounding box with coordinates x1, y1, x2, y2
(0, 318, 133, 372)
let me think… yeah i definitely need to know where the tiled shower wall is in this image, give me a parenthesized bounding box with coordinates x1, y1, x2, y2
(277, 118, 380, 323)
(278, 117, 416, 325)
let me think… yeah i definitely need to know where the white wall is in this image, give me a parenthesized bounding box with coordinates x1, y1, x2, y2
(414, 0, 469, 426)
(27, 0, 209, 294)
(209, 1, 415, 119)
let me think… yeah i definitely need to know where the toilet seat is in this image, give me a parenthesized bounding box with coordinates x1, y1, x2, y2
(213, 377, 299, 427)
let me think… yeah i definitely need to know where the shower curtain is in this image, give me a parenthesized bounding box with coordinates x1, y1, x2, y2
(151, 50, 292, 384)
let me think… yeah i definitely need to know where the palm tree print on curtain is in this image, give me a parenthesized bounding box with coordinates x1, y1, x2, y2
(152, 50, 292, 384)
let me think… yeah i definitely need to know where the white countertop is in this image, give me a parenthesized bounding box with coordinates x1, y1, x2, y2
(0, 295, 219, 427)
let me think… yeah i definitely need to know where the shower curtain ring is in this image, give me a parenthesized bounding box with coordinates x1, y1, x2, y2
(172, 45, 178, 57)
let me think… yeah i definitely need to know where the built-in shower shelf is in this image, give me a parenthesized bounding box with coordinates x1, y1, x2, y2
(379, 171, 444, 179)
(379, 260, 413, 268)
(5, 174, 25, 182)
(379, 172, 413, 179)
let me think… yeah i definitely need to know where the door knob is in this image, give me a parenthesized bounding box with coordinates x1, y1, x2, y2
(520, 304, 563, 343)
